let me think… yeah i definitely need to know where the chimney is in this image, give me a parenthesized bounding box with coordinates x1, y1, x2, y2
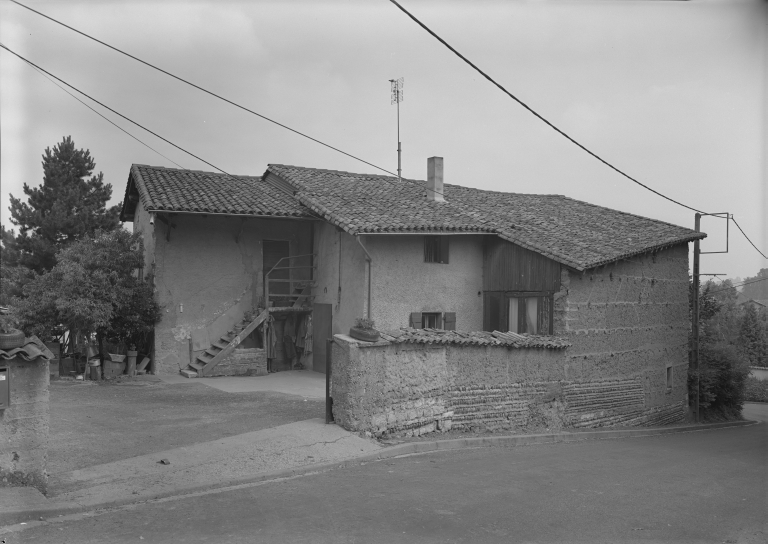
(427, 157, 445, 202)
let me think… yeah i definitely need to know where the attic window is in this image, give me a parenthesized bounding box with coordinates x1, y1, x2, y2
(424, 236, 449, 264)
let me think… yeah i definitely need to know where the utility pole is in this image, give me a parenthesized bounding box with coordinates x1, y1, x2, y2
(692, 213, 701, 423)
(692, 211, 730, 424)
(389, 77, 403, 181)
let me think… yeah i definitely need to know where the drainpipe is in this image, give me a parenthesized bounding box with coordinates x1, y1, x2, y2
(355, 235, 372, 320)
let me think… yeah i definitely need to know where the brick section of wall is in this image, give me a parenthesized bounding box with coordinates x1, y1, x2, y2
(0, 357, 49, 493)
(332, 335, 687, 438)
(208, 348, 267, 377)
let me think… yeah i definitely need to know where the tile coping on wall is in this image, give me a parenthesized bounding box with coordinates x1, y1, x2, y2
(0, 418, 757, 528)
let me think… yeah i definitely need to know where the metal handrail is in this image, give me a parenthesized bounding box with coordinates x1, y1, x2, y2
(265, 253, 317, 308)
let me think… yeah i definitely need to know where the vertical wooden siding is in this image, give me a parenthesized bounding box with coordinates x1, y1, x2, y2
(483, 237, 561, 293)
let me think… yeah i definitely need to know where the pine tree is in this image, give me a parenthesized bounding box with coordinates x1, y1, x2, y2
(8, 136, 121, 273)
(739, 304, 766, 367)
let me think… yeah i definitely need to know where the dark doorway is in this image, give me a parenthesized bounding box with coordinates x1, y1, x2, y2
(263, 240, 290, 305)
(312, 303, 332, 373)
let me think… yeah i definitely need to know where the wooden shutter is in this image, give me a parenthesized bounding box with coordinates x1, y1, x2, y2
(409, 312, 423, 329)
(444, 312, 456, 330)
(440, 237, 449, 264)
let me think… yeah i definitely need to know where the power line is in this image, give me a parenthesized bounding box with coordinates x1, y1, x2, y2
(706, 277, 768, 296)
(28, 63, 186, 170)
(9, 0, 397, 178)
(731, 216, 767, 259)
(388, 0, 703, 214)
(0, 43, 231, 176)
(389, 0, 768, 259)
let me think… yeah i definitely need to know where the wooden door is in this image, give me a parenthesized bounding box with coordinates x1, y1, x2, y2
(312, 303, 332, 373)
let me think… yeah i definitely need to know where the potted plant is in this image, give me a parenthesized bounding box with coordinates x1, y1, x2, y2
(349, 317, 380, 342)
(0, 307, 25, 350)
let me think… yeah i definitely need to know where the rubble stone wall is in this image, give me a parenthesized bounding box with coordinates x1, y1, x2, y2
(209, 348, 267, 377)
(0, 357, 49, 493)
(332, 330, 687, 437)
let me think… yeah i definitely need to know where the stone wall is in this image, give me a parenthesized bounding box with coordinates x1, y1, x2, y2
(554, 244, 690, 412)
(208, 348, 267, 377)
(0, 357, 49, 493)
(332, 332, 686, 438)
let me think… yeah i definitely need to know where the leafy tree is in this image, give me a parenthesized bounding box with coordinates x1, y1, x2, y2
(741, 268, 768, 300)
(14, 230, 160, 363)
(690, 343, 749, 419)
(738, 304, 768, 367)
(688, 278, 750, 420)
(8, 136, 120, 273)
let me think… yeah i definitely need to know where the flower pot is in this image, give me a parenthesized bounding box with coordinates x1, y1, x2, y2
(0, 328, 25, 350)
(349, 327, 380, 342)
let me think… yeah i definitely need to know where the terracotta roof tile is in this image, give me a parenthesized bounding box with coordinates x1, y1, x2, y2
(267, 164, 704, 270)
(129, 165, 313, 218)
(371, 328, 571, 349)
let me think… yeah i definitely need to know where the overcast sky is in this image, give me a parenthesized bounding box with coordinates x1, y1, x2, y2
(1, 0, 765, 280)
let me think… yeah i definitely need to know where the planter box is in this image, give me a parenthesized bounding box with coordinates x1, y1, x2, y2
(349, 327, 380, 342)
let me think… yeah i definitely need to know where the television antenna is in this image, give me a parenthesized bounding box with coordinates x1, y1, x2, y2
(389, 77, 403, 181)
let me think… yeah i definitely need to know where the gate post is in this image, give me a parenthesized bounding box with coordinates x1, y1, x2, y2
(325, 337, 334, 424)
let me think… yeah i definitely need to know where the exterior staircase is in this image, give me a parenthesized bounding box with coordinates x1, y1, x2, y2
(179, 253, 317, 378)
(181, 309, 268, 378)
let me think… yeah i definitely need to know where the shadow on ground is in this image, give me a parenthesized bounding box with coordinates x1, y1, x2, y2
(49, 376, 325, 474)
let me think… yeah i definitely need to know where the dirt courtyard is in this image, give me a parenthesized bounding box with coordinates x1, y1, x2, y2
(48, 375, 326, 474)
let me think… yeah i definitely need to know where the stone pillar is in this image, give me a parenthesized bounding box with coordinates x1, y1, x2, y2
(0, 354, 50, 493)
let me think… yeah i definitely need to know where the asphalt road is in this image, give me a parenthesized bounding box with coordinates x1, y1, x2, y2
(6, 406, 767, 544)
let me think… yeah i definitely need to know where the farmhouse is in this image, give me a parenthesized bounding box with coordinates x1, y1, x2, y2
(120, 157, 703, 429)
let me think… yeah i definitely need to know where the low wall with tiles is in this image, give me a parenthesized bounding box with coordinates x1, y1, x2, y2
(331, 335, 686, 438)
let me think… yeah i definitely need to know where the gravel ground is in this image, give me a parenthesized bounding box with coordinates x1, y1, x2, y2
(48, 376, 325, 474)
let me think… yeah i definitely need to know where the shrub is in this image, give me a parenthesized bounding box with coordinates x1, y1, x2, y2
(744, 377, 768, 403)
(689, 342, 749, 419)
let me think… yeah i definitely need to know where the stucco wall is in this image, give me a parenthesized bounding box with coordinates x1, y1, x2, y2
(364, 235, 484, 331)
(149, 214, 312, 375)
(312, 223, 367, 336)
(332, 334, 686, 438)
(0, 357, 49, 493)
(133, 204, 156, 280)
(554, 244, 690, 410)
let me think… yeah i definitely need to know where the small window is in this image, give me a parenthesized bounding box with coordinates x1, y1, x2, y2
(424, 236, 449, 264)
(666, 366, 673, 388)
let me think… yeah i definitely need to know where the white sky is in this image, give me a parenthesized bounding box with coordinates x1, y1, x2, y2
(1, 0, 765, 279)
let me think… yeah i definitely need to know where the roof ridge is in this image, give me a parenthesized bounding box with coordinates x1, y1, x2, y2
(134, 164, 262, 180)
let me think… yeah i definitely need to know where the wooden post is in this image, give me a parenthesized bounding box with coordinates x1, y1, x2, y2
(692, 213, 701, 423)
(325, 337, 333, 424)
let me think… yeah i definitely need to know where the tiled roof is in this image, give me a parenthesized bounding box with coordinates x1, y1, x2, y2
(0, 336, 54, 361)
(125, 165, 313, 218)
(267, 165, 497, 234)
(356, 328, 571, 349)
(266, 164, 704, 270)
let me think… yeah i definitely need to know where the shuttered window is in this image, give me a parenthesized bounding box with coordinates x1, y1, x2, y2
(409, 311, 456, 330)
